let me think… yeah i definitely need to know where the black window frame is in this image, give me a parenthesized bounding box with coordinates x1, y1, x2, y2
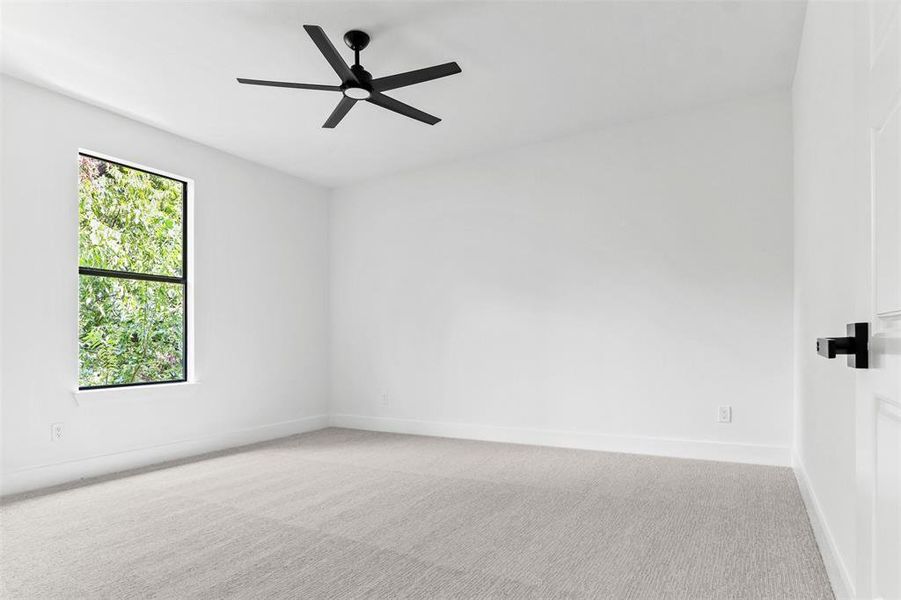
(77, 152, 189, 390)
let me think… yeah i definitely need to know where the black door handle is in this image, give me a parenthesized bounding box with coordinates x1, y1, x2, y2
(816, 322, 868, 369)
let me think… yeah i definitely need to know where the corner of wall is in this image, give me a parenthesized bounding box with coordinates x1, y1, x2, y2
(324, 186, 337, 417)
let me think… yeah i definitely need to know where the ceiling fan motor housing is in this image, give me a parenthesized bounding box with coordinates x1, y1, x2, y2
(349, 65, 372, 85)
(344, 64, 372, 98)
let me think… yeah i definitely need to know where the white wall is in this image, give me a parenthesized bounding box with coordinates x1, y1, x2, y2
(792, 1, 868, 597)
(0, 77, 330, 495)
(0, 77, 797, 495)
(329, 92, 795, 465)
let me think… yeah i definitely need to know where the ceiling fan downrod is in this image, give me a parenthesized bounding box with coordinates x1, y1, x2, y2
(343, 30, 370, 67)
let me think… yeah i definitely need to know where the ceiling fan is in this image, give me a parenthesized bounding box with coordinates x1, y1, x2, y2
(237, 25, 462, 129)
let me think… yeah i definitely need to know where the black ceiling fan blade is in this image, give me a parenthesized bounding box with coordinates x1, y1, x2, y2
(303, 25, 357, 84)
(371, 62, 461, 92)
(367, 92, 440, 125)
(236, 78, 341, 92)
(323, 96, 357, 128)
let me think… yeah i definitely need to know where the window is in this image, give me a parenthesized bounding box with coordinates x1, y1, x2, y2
(78, 153, 188, 389)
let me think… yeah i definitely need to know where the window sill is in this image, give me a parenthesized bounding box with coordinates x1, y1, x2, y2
(73, 381, 200, 404)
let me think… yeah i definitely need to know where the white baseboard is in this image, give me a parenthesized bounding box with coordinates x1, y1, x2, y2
(1, 413, 792, 497)
(328, 414, 791, 467)
(792, 452, 854, 599)
(1, 414, 330, 497)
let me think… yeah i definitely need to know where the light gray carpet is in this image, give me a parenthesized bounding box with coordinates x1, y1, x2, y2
(1, 428, 832, 599)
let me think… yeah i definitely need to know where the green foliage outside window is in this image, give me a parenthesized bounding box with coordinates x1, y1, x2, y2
(78, 155, 186, 388)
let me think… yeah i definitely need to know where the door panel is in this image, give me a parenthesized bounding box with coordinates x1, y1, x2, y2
(874, 397, 901, 599)
(872, 104, 900, 318)
(868, 2, 901, 598)
(871, 2, 901, 318)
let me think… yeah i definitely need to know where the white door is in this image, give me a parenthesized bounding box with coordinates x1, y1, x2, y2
(860, 1, 901, 598)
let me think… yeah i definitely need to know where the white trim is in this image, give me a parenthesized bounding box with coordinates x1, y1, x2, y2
(792, 452, 855, 599)
(0, 415, 329, 497)
(72, 381, 200, 404)
(875, 308, 901, 320)
(877, 395, 901, 422)
(328, 414, 791, 466)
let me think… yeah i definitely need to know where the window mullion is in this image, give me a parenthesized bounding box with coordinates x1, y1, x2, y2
(79, 266, 185, 285)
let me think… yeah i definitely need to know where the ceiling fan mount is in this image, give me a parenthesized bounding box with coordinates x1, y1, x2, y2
(343, 29, 370, 53)
(237, 25, 461, 129)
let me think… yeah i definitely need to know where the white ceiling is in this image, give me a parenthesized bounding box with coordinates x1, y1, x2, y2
(1, 1, 806, 187)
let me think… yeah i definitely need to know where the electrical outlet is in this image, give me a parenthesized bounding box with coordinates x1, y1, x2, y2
(717, 406, 732, 423)
(378, 392, 389, 408)
(51, 423, 63, 442)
